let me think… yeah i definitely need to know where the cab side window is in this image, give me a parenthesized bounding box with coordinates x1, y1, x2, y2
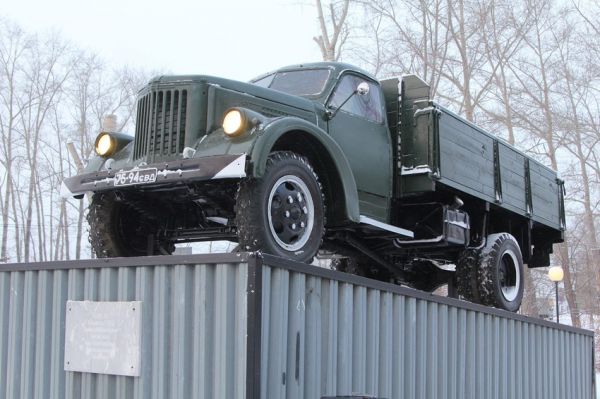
(329, 74, 384, 124)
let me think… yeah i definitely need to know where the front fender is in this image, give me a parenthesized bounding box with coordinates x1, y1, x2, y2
(250, 117, 360, 223)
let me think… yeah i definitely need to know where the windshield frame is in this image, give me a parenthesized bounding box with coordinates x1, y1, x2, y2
(251, 67, 333, 98)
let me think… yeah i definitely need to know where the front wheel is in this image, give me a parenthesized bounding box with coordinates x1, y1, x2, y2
(235, 151, 325, 263)
(87, 192, 174, 258)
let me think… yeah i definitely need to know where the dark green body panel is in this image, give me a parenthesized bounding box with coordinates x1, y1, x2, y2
(78, 63, 564, 236)
(438, 109, 497, 200)
(403, 101, 565, 231)
(326, 93, 392, 222)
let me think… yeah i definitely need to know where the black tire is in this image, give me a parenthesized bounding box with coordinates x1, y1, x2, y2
(456, 233, 524, 311)
(477, 233, 524, 312)
(87, 192, 174, 258)
(235, 151, 325, 263)
(456, 249, 479, 302)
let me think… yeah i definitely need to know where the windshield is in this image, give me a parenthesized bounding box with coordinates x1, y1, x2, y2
(252, 69, 331, 97)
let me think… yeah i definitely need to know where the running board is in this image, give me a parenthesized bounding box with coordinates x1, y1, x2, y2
(359, 215, 414, 238)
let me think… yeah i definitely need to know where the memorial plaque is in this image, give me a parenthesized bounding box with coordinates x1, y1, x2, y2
(64, 300, 141, 376)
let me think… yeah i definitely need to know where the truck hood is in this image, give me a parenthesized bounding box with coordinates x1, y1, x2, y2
(146, 74, 317, 113)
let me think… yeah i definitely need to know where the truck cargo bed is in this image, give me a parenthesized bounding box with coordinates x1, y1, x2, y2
(437, 106, 563, 230)
(0, 253, 594, 399)
(398, 77, 565, 232)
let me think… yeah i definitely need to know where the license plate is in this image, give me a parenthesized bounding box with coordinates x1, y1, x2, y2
(113, 168, 158, 187)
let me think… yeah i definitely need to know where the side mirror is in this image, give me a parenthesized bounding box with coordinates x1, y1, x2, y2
(326, 81, 371, 120)
(357, 82, 370, 96)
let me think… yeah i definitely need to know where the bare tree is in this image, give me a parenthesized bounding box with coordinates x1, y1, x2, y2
(505, 0, 587, 325)
(352, 12, 388, 75)
(346, 0, 598, 330)
(0, 19, 31, 262)
(18, 32, 72, 262)
(0, 18, 152, 263)
(313, 0, 352, 61)
(478, 0, 532, 144)
(65, 55, 151, 259)
(364, 0, 451, 96)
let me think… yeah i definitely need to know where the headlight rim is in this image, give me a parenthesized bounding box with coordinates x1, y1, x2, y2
(222, 108, 247, 137)
(95, 132, 117, 157)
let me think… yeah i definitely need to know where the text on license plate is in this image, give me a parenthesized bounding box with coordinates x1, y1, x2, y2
(114, 168, 158, 186)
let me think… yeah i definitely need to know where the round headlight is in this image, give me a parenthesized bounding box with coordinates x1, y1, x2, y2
(95, 133, 116, 156)
(222, 109, 245, 136)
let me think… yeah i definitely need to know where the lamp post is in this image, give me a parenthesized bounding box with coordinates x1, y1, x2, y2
(547, 266, 564, 323)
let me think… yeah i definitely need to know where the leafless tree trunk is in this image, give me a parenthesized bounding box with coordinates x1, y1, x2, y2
(313, 0, 351, 61)
(18, 33, 71, 262)
(0, 20, 30, 262)
(365, 0, 451, 96)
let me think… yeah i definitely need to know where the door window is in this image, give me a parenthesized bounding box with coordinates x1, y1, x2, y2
(329, 75, 384, 123)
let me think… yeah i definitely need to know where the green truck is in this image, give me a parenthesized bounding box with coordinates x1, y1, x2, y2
(63, 62, 565, 311)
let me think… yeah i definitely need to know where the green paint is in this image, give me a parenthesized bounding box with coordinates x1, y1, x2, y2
(80, 62, 563, 232)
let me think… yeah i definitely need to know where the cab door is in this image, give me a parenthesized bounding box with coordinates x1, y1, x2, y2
(326, 73, 393, 222)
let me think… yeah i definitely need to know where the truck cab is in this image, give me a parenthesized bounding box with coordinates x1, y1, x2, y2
(252, 63, 394, 222)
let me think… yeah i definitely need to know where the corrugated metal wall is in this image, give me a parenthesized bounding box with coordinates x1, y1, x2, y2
(0, 262, 248, 399)
(260, 264, 595, 399)
(0, 255, 595, 399)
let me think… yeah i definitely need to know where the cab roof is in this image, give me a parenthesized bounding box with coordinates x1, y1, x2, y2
(149, 62, 378, 87)
(268, 62, 377, 82)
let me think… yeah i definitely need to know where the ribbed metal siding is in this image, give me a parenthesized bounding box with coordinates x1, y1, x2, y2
(0, 263, 248, 399)
(0, 256, 595, 399)
(260, 265, 595, 399)
(133, 89, 188, 161)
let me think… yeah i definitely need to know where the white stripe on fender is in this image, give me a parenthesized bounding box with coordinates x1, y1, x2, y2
(211, 154, 247, 179)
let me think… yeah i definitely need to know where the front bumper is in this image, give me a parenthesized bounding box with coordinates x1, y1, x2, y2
(61, 154, 247, 198)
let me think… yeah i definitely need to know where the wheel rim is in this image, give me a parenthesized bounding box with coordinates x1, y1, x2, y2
(499, 249, 520, 302)
(267, 175, 315, 252)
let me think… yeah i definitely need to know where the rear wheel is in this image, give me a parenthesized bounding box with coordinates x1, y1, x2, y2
(455, 233, 524, 312)
(478, 233, 524, 311)
(87, 192, 174, 258)
(456, 249, 479, 302)
(235, 151, 325, 262)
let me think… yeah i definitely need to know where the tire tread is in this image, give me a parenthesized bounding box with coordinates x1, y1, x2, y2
(235, 151, 325, 263)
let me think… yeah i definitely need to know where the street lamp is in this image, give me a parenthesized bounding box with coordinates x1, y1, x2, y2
(547, 266, 564, 323)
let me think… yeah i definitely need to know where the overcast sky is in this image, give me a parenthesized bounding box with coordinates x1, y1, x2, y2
(3, 0, 323, 81)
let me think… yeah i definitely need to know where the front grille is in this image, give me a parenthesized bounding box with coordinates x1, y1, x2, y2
(133, 89, 188, 161)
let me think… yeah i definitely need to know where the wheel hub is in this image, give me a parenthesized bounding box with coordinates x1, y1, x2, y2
(268, 175, 314, 251)
(499, 250, 520, 302)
